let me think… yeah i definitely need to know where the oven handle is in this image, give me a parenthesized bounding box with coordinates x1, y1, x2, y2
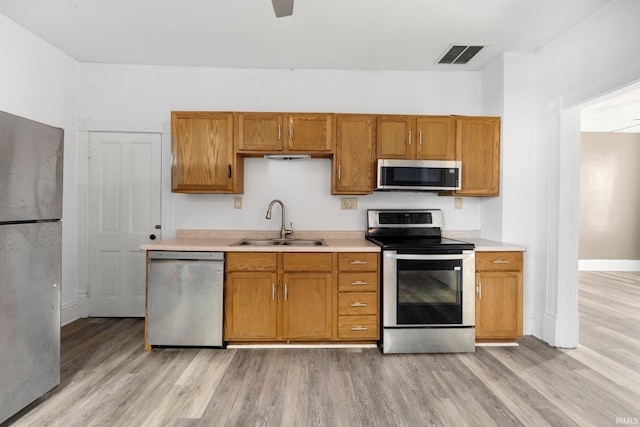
(384, 253, 474, 261)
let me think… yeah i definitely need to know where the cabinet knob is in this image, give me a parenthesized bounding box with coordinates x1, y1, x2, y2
(149, 234, 156, 240)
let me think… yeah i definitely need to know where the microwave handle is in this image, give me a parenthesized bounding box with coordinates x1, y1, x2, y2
(384, 253, 474, 261)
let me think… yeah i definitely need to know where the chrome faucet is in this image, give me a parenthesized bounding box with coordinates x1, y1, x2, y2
(265, 199, 293, 240)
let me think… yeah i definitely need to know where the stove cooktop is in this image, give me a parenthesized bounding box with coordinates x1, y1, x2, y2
(365, 235, 474, 251)
(365, 208, 474, 252)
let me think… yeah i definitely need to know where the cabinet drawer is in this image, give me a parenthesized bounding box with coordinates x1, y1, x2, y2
(226, 252, 277, 272)
(338, 253, 378, 271)
(338, 316, 378, 339)
(283, 253, 332, 272)
(338, 293, 377, 315)
(476, 251, 523, 272)
(338, 272, 378, 292)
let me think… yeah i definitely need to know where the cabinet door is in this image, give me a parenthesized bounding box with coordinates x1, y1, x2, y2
(236, 112, 284, 152)
(171, 112, 240, 193)
(475, 271, 523, 340)
(453, 116, 500, 196)
(224, 272, 277, 340)
(286, 113, 333, 152)
(376, 115, 414, 159)
(333, 114, 375, 195)
(415, 116, 455, 160)
(282, 273, 332, 340)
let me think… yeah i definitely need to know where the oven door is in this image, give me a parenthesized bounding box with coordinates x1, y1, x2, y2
(382, 250, 475, 327)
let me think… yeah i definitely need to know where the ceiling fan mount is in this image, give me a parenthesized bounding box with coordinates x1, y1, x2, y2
(272, 0, 294, 17)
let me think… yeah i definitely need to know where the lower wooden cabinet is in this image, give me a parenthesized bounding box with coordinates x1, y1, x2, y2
(225, 271, 277, 340)
(475, 251, 523, 342)
(282, 272, 332, 339)
(336, 252, 379, 340)
(224, 252, 332, 342)
(224, 251, 380, 343)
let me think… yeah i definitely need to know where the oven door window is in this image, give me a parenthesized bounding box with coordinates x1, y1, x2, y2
(396, 259, 462, 324)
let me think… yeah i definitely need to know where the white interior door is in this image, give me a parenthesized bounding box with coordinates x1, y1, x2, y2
(88, 132, 161, 317)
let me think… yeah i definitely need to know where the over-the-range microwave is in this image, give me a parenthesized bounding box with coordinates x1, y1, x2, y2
(376, 159, 461, 191)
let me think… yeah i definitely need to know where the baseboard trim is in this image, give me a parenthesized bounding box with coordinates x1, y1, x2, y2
(476, 342, 519, 347)
(227, 344, 378, 349)
(579, 259, 640, 271)
(61, 300, 79, 326)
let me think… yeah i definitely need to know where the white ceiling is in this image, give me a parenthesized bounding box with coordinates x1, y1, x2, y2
(1, 0, 638, 132)
(0, 0, 613, 71)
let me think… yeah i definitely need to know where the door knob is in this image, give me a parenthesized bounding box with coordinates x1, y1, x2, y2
(149, 234, 156, 240)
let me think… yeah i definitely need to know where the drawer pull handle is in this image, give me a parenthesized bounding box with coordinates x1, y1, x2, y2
(350, 281, 368, 285)
(350, 260, 367, 265)
(351, 327, 368, 331)
(493, 260, 510, 264)
(477, 283, 482, 299)
(350, 303, 367, 307)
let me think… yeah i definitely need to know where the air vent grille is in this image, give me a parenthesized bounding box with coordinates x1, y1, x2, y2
(438, 45, 485, 64)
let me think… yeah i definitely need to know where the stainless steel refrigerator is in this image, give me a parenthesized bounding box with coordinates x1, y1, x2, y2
(0, 111, 63, 424)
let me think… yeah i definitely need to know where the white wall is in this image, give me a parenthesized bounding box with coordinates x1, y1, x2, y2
(0, 14, 79, 324)
(77, 65, 486, 236)
(480, 53, 538, 337)
(527, 0, 640, 346)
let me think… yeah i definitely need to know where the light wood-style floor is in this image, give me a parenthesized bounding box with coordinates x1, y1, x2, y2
(5, 272, 640, 426)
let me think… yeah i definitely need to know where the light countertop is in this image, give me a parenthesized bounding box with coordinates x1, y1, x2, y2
(460, 238, 526, 252)
(140, 230, 381, 253)
(140, 230, 526, 253)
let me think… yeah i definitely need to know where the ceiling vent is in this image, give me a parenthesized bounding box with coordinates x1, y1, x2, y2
(438, 45, 485, 64)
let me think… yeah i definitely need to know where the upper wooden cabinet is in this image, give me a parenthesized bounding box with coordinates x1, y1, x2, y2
(416, 116, 456, 160)
(236, 112, 334, 155)
(452, 116, 500, 196)
(376, 115, 455, 160)
(235, 112, 284, 152)
(288, 113, 334, 152)
(332, 114, 375, 195)
(171, 111, 243, 194)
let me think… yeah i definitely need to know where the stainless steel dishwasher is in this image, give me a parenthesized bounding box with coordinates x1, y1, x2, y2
(147, 251, 224, 347)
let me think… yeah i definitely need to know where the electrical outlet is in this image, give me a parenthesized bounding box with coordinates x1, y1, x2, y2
(454, 197, 463, 209)
(234, 196, 242, 209)
(341, 198, 358, 210)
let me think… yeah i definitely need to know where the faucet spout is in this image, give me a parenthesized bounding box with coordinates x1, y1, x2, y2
(265, 199, 293, 240)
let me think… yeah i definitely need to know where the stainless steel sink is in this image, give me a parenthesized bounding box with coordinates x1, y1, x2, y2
(281, 240, 325, 246)
(232, 238, 325, 246)
(233, 239, 281, 246)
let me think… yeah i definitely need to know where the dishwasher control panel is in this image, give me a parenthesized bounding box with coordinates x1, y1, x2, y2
(148, 251, 223, 261)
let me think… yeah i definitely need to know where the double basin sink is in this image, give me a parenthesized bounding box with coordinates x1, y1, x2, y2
(232, 238, 326, 247)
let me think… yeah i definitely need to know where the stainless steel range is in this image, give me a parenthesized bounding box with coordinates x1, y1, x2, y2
(365, 209, 476, 354)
